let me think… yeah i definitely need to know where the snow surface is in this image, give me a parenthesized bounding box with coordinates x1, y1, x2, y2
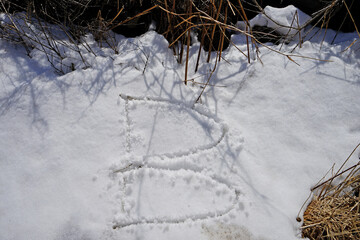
(237, 5, 311, 40)
(1, 6, 360, 240)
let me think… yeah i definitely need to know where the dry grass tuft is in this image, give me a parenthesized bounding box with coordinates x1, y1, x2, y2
(303, 196, 360, 239)
(301, 143, 360, 240)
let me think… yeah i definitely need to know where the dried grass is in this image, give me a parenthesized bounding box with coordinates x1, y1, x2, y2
(303, 196, 360, 239)
(301, 143, 360, 240)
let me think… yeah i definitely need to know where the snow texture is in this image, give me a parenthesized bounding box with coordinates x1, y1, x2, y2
(0, 6, 360, 240)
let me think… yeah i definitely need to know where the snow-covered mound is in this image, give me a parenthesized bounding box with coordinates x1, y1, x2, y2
(238, 5, 311, 41)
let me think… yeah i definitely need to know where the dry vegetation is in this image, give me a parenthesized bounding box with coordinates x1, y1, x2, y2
(300, 144, 360, 240)
(0, 0, 359, 88)
(0, 1, 358, 70)
(0, 0, 358, 103)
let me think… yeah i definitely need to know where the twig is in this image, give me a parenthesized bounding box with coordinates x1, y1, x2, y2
(311, 143, 360, 192)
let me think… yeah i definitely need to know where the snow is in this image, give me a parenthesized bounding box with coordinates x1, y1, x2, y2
(1, 6, 360, 240)
(237, 5, 311, 39)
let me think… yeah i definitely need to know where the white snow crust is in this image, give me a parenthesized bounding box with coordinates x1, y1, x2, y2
(0, 6, 359, 240)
